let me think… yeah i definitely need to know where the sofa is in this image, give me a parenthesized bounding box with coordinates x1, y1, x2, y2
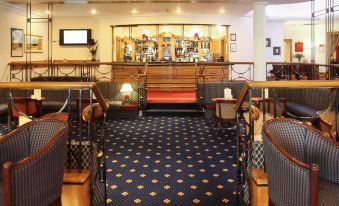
(269, 88, 336, 125)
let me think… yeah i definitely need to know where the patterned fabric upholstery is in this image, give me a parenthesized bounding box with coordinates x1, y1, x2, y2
(0, 119, 68, 206)
(305, 128, 339, 184)
(215, 101, 236, 120)
(262, 119, 339, 206)
(318, 180, 339, 206)
(262, 129, 311, 206)
(270, 88, 334, 119)
(243, 112, 273, 169)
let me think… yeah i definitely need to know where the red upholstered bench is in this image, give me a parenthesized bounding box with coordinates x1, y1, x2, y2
(147, 91, 197, 103)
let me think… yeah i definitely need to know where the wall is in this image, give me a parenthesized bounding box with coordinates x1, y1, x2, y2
(0, 5, 48, 81)
(51, 15, 284, 63)
(284, 22, 326, 64)
(0, 7, 285, 81)
(266, 21, 284, 62)
(52, 18, 100, 61)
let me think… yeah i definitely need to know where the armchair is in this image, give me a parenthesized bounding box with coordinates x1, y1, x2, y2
(262, 118, 339, 206)
(0, 119, 68, 206)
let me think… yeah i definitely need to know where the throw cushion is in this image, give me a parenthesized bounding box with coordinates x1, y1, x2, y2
(285, 102, 318, 119)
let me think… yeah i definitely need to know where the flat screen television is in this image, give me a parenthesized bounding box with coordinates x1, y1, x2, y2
(59, 29, 91, 45)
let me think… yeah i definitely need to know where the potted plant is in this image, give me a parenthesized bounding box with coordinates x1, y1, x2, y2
(293, 53, 304, 63)
(87, 39, 98, 61)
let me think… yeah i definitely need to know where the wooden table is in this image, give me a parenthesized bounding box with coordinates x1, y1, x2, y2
(11, 96, 45, 117)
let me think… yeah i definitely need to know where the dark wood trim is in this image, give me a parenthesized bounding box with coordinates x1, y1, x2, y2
(3, 161, 13, 206)
(49, 196, 62, 206)
(234, 82, 249, 112)
(310, 164, 319, 206)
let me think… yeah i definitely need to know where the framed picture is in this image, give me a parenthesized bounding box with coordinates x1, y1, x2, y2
(230, 43, 237, 52)
(11, 28, 23, 57)
(266, 38, 271, 47)
(25, 34, 43, 53)
(273, 46, 281, 55)
(230, 33, 236, 41)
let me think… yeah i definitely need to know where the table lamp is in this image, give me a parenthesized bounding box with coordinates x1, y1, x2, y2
(120, 83, 133, 103)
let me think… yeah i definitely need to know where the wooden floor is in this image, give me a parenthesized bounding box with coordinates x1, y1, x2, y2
(251, 169, 268, 206)
(62, 170, 90, 206)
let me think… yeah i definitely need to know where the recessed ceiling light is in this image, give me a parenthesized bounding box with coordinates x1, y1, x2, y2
(177, 8, 181, 13)
(219, 9, 225, 14)
(91, 9, 97, 14)
(132, 9, 138, 14)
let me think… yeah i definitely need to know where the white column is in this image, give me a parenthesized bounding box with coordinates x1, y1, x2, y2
(253, 2, 267, 81)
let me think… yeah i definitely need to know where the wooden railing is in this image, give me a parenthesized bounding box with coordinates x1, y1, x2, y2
(266, 62, 338, 80)
(234, 80, 339, 205)
(234, 80, 339, 112)
(0, 81, 108, 205)
(0, 81, 108, 112)
(197, 62, 254, 82)
(8, 61, 254, 83)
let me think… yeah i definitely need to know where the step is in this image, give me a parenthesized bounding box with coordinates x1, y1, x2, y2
(145, 109, 204, 116)
(147, 103, 198, 110)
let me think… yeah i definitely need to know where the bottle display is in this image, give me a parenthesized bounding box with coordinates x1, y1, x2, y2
(200, 41, 211, 62)
(174, 38, 199, 62)
(135, 39, 158, 62)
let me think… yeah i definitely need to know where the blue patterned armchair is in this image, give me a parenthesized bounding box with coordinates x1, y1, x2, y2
(262, 118, 339, 206)
(0, 119, 68, 206)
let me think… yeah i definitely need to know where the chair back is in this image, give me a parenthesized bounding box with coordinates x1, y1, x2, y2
(3, 119, 68, 206)
(215, 99, 237, 120)
(262, 118, 318, 206)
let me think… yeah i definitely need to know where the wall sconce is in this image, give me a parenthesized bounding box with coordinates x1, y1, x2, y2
(120, 83, 133, 102)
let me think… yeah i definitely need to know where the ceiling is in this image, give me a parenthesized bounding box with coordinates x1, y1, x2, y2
(0, 0, 311, 18)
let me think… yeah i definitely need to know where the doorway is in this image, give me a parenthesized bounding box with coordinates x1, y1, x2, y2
(284, 39, 292, 62)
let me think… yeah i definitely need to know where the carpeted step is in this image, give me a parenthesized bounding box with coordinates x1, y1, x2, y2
(145, 103, 202, 116)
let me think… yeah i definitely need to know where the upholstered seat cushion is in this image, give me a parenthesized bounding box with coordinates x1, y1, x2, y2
(319, 180, 339, 205)
(285, 102, 318, 119)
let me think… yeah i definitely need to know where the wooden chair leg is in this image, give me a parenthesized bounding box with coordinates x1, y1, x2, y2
(50, 196, 62, 206)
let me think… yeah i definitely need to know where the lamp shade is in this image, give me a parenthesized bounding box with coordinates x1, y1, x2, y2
(120, 83, 133, 93)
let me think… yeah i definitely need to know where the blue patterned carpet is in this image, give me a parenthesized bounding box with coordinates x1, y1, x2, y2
(0, 116, 239, 206)
(105, 116, 238, 206)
